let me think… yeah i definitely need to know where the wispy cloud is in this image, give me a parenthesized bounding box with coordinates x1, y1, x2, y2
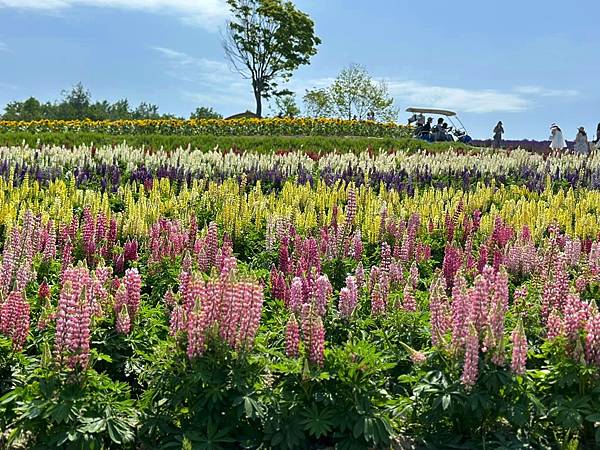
(387, 80, 532, 113)
(513, 85, 579, 97)
(0, 0, 230, 30)
(0, 41, 9, 52)
(152, 46, 253, 112)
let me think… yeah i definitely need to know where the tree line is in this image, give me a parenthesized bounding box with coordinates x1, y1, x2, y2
(2, 0, 398, 122)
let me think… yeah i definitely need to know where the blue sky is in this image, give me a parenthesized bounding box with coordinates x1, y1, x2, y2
(0, 0, 598, 139)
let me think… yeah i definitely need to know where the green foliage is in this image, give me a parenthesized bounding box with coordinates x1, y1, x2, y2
(304, 64, 398, 121)
(0, 368, 138, 449)
(190, 107, 223, 120)
(223, 0, 321, 116)
(2, 83, 168, 121)
(271, 93, 301, 118)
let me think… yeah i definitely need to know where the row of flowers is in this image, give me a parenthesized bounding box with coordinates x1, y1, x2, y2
(3, 144, 600, 192)
(0, 117, 411, 138)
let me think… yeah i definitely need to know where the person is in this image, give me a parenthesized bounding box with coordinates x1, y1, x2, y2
(549, 124, 567, 151)
(574, 127, 590, 155)
(419, 117, 433, 140)
(432, 118, 444, 141)
(366, 111, 375, 121)
(493, 121, 504, 148)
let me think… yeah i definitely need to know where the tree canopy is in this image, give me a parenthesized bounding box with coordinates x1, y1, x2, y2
(1, 83, 176, 121)
(304, 65, 398, 122)
(223, 0, 321, 118)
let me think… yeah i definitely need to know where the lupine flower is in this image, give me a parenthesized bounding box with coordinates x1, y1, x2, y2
(402, 283, 416, 312)
(429, 275, 450, 346)
(124, 268, 142, 321)
(285, 315, 300, 358)
(0, 290, 30, 350)
(585, 305, 600, 366)
(338, 275, 358, 318)
(314, 274, 333, 316)
(55, 267, 92, 370)
(461, 324, 479, 388)
(289, 277, 303, 313)
(511, 319, 527, 375)
(442, 245, 462, 291)
(308, 315, 325, 367)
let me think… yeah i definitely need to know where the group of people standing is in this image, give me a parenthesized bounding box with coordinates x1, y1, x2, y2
(492, 121, 600, 154)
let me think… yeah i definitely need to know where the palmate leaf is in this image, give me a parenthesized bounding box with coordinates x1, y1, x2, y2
(300, 404, 336, 438)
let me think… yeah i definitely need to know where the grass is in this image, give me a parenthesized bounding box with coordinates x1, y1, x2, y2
(0, 131, 479, 153)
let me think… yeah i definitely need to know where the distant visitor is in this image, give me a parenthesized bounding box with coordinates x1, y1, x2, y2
(549, 124, 567, 151)
(574, 127, 590, 155)
(492, 121, 504, 148)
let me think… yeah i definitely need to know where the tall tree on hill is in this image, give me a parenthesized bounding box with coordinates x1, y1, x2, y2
(222, 0, 321, 118)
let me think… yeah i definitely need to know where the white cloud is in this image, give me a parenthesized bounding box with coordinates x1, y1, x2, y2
(0, 0, 229, 30)
(387, 80, 531, 113)
(513, 85, 579, 97)
(0, 41, 9, 52)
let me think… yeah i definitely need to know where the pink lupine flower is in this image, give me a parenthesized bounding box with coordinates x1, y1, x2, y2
(345, 186, 357, 226)
(511, 319, 527, 375)
(123, 239, 139, 263)
(55, 268, 92, 370)
(355, 262, 365, 288)
(339, 275, 358, 318)
(169, 303, 186, 337)
(38, 282, 51, 301)
(314, 275, 333, 316)
(408, 261, 419, 289)
(289, 277, 304, 313)
(513, 286, 528, 309)
(546, 309, 563, 341)
(402, 283, 416, 312)
(308, 315, 325, 367)
(410, 350, 427, 365)
(116, 305, 131, 334)
(585, 307, 600, 366)
(442, 245, 462, 291)
(380, 242, 391, 272)
(124, 268, 142, 320)
(563, 293, 589, 342)
(285, 315, 300, 358)
(0, 290, 30, 350)
(461, 324, 479, 388)
(450, 272, 470, 350)
(429, 275, 451, 346)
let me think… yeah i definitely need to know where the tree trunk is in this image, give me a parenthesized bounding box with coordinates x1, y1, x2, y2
(254, 87, 262, 118)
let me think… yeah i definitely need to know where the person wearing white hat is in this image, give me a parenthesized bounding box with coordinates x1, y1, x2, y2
(549, 124, 567, 151)
(574, 127, 590, 155)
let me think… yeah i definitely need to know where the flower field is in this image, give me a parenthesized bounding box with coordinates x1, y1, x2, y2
(0, 118, 411, 138)
(2, 143, 600, 449)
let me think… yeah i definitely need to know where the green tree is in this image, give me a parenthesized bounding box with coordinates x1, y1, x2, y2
(190, 106, 223, 119)
(271, 93, 300, 118)
(303, 88, 332, 118)
(222, 0, 321, 118)
(304, 65, 398, 122)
